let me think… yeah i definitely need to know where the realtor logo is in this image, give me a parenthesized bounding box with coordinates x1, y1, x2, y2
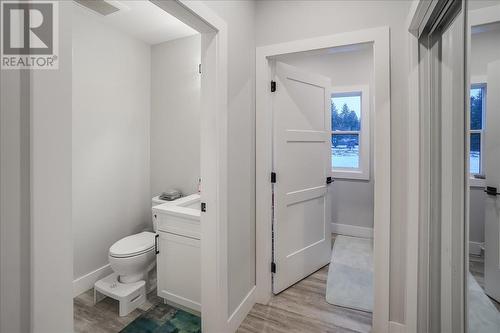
(1, 1, 58, 69)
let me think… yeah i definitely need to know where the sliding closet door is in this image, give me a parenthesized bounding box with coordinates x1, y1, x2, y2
(412, 0, 467, 332)
(437, 10, 466, 333)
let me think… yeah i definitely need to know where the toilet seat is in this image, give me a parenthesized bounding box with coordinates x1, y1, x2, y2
(109, 231, 155, 258)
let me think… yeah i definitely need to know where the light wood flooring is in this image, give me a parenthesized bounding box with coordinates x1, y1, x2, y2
(236, 266, 372, 333)
(74, 241, 500, 333)
(74, 289, 162, 333)
(237, 234, 372, 333)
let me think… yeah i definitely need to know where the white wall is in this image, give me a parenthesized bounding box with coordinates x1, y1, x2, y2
(202, 1, 257, 317)
(72, 5, 151, 280)
(277, 46, 375, 231)
(30, 2, 75, 331)
(469, 26, 500, 246)
(0, 56, 31, 333)
(151, 35, 201, 197)
(1, 3, 74, 331)
(255, 0, 412, 323)
(471, 27, 500, 77)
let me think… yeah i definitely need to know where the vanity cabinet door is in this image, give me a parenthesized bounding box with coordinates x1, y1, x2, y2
(156, 232, 201, 312)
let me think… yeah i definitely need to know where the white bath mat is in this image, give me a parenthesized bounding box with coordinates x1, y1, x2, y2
(326, 235, 373, 312)
(468, 272, 500, 333)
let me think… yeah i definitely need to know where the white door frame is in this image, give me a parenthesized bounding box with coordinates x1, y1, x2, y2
(149, 2, 229, 332)
(30, 1, 230, 332)
(256, 26, 391, 333)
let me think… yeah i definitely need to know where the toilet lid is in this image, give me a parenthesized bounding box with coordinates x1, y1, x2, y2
(109, 231, 155, 258)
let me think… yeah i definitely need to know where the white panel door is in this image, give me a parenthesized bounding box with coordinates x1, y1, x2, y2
(484, 60, 500, 303)
(272, 62, 332, 294)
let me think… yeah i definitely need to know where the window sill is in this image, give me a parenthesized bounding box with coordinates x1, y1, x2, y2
(332, 169, 369, 181)
(469, 177, 485, 188)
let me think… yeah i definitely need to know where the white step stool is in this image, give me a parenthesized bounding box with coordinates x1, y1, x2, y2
(94, 273, 146, 317)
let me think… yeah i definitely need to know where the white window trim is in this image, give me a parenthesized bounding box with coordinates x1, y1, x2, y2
(469, 77, 487, 187)
(331, 85, 370, 180)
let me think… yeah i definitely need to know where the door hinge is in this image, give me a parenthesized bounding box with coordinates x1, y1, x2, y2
(326, 176, 333, 184)
(201, 202, 206, 212)
(271, 262, 276, 273)
(271, 172, 276, 183)
(271, 80, 276, 92)
(198, 63, 202, 74)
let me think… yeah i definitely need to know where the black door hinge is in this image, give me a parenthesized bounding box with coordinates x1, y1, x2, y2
(198, 63, 202, 74)
(271, 172, 276, 183)
(326, 176, 333, 184)
(271, 262, 276, 273)
(201, 202, 206, 212)
(271, 80, 276, 92)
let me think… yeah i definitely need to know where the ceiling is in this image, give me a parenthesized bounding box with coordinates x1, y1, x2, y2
(74, 0, 198, 45)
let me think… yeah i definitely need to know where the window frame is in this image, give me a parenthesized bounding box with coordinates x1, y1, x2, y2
(331, 85, 370, 180)
(469, 77, 487, 187)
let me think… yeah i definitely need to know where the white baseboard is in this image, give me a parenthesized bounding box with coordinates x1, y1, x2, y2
(469, 241, 484, 256)
(73, 264, 112, 297)
(331, 222, 373, 239)
(389, 321, 406, 333)
(227, 286, 256, 333)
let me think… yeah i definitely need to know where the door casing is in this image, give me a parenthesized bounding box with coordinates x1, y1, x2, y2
(255, 26, 391, 333)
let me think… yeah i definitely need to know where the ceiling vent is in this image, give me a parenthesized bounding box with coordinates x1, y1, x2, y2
(74, 0, 121, 16)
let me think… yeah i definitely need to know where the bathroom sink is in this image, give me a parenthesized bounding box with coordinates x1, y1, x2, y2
(152, 194, 200, 239)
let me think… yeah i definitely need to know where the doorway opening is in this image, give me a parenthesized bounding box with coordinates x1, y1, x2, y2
(69, 0, 228, 332)
(255, 27, 391, 332)
(466, 3, 500, 332)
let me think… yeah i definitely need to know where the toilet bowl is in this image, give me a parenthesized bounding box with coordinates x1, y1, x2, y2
(109, 231, 156, 284)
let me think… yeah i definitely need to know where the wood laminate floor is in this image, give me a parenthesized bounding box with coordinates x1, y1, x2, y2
(74, 289, 162, 333)
(237, 235, 372, 333)
(74, 241, 500, 333)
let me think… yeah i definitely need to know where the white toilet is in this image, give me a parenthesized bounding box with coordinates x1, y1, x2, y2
(108, 231, 156, 284)
(107, 196, 166, 285)
(94, 196, 168, 316)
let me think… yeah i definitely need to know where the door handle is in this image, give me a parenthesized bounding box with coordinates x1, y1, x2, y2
(484, 186, 500, 196)
(326, 177, 333, 185)
(155, 234, 159, 254)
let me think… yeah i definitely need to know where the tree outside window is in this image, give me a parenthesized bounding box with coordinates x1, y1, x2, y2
(470, 84, 485, 175)
(331, 94, 361, 169)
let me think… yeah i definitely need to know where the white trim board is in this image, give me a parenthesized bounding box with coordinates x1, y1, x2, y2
(134, 1, 231, 332)
(72, 264, 112, 298)
(405, 2, 421, 332)
(226, 286, 255, 333)
(331, 223, 373, 239)
(256, 26, 391, 333)
(469, 241, 484, 256)
(469, 4, 500, 28)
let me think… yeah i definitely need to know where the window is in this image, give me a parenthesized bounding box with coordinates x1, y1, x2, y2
(331, 86, 370, 180)
(469, 83, 486, 177)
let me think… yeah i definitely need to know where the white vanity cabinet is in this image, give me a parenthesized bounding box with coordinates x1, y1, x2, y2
(156, 231, 201, 312)
(152, 194, 201, 312)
